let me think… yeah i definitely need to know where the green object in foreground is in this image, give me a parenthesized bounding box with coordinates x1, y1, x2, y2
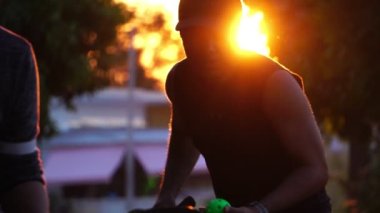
(206, 198, 231, 213)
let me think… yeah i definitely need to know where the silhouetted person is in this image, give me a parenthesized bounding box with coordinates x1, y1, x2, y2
(154, 0, 331, 212)
(0, 26, 49, 213)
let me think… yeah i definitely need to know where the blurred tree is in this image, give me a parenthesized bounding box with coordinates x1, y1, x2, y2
(247, 0, 380, 210)
(0, 0, 131, 136)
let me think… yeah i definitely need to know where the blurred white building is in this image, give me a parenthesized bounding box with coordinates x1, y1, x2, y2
(43, 87, 212, 213)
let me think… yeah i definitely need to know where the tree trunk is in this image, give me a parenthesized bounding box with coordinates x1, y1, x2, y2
(349, 139, 370, 183)
(347, 130, 371, 212)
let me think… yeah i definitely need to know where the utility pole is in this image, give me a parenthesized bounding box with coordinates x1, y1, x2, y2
(126, 28, 137, 212)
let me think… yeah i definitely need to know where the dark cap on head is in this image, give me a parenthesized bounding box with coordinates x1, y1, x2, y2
(176, 0, 243, 31)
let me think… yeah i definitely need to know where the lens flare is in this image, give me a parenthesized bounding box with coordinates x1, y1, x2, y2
(116, 0, 270, 88)
(236, 3, 270, 56)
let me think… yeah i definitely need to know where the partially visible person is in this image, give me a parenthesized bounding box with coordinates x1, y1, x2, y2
(0, 26, 49, 213)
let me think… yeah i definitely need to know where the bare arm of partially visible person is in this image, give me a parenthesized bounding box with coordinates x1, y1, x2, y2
(1, 181, 49, 213)
(226, 69, 328, 213)
(0, 31, 49, 213)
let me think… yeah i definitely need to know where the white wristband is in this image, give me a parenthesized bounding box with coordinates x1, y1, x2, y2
(0, 139, 37, 155)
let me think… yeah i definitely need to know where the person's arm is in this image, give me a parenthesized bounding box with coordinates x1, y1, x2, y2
(154, 67, 200, 208)
(260, 70, 328, 211)
(1, 181, 49, 213)
(226, 70, 328, 213)
(154, 104, 200, 208)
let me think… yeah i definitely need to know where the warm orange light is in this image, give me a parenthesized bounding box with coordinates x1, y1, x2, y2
(116, 0, 270, 88)
(236, 4, 270, 56)
(115, 0, 183, 89)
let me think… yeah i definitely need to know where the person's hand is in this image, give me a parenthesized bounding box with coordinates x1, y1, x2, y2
(129, 198, 175, 213)
(153, 198, 176, 209)
(154, 196, 195, 209)
(224, 206, 259, 213)
(129, 200, 175, 213)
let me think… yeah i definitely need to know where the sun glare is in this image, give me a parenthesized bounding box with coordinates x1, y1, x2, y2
(116, 0, 270, 88)
(236, 4, 270, 56)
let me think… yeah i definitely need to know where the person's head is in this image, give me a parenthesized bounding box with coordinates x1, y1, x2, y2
(176, 0, 242, 61)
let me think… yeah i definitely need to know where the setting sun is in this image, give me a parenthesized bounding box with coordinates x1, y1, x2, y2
(116, 0, 271, 87)
(236, 4, 270, 56)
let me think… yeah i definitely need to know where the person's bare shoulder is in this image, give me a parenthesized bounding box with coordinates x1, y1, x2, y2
(165, 59, 188, 102)
(263, 69, 310, 120)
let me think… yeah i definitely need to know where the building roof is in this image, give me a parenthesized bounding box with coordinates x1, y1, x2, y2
(45, 145, 125, 186)
(50, 87, 169, 131)
(46, 128, 169, 146)
(44, 144, 208, 186)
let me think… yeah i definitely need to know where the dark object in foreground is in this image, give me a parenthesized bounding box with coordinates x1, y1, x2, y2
(129, 196, 199, 213)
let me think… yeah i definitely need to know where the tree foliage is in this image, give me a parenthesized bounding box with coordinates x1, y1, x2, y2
(0, 0, 130, 136)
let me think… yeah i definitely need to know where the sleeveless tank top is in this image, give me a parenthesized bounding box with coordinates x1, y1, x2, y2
(166, 53, 330, 211)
